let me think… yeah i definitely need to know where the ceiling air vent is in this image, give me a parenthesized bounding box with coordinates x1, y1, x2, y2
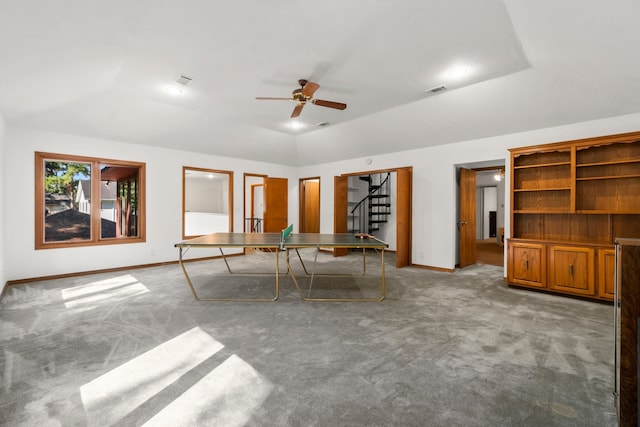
(316, 121, 331, 127)
(176, 75, 194, 86)
(426, 85, 447, 94)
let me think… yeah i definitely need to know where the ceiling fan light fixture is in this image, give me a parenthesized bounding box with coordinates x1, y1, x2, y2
(256, 79, 346, 119)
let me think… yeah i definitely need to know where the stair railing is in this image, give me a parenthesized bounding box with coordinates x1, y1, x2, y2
(349, 173, 391, 234)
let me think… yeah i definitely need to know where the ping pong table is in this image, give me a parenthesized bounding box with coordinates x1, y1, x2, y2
(175, 225, 389, 302)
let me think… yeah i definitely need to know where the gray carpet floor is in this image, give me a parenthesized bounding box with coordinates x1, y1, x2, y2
(0, 249, 616, 426)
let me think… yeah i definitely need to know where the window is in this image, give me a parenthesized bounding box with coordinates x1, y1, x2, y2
(182, 167, 233, 238)
(35, 152, 146, 249)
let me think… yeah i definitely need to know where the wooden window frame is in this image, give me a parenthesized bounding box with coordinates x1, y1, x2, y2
(35, 152, 146, 249)
(181, 166, 234, 239)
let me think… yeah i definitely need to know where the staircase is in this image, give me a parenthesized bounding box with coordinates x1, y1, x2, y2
(349, 173, 392, 234)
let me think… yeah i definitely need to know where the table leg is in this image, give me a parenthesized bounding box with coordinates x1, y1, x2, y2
(177, 246, 279, 302)
(287, 246, 386, 302)
(179, 247, 201, 301)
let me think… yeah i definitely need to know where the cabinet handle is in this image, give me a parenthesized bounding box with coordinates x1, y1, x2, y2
(525, 259, 528, 270)
(569, 264, 574, 277)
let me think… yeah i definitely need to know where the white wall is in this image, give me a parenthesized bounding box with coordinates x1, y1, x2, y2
(0, 113, 5, 290)
(375, 172, 397, 248)
(300, 112, 640, 271)
(475, 171, 505, 240)
(482, 187, 498, 239)
(4, 112, 640, 280)
(300, 138, 511, 270)
(3, 127, 297, 280)
(185, 176, 229, 213)
(244, 175, 264, 231)
(184, 212, 229, 236)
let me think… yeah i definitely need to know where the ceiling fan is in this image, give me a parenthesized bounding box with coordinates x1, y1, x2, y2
(256, 79, 347, 118)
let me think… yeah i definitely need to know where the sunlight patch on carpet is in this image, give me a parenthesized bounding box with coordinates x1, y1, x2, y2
(143, 354, 273, 427)
(61, 274, 149, 312)
(80, 327, 224, 426)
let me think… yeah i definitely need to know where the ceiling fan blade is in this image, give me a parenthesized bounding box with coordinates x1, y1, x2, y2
(301, 81, 320, 97)
(312, 99, 347, 110)
(256, 97, 294, 101)
(291, 103, 304, 118)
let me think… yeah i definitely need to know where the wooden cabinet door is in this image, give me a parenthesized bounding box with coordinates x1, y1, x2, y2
(548, 245, 595, 296)
(508, 241, 546, 288)
(597, 248, 615, 300)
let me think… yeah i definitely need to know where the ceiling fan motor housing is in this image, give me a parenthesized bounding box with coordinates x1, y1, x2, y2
(292, 88, 308, 103)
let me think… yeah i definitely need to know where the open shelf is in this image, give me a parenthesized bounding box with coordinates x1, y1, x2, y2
(513, 150, 571, 168)
(576, 160, 640, 181)
(577, 158, 640, 167)
(576, 140, 640, 165)
(514, 188, 571, 192)
(576, 177, 640, 211)
(576, 174, 640, 181)
(513, 166, 571, 191)
(514, 161, 571, 169)
(513, 209, 571, 214)
(508, 131, 640, 301)
(513, 188, 570, 212)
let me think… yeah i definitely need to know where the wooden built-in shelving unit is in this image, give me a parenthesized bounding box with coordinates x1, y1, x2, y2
(507, 131, 640, 301)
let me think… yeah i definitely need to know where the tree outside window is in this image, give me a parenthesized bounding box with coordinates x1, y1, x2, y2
(35, 152, 146, 249)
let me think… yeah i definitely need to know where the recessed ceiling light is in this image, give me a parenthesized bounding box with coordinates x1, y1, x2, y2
(164, 85, 184, 96)
(288, 121, 305, 130)
(448, 66, 469, 79)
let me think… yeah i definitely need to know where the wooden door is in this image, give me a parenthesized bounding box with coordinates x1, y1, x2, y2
(459, 168, 476, 268)
(263, 177, 288, 232)
(334, 175, 348, 256)
(396, 167, 412, 267)
(300, 178, 320, 233)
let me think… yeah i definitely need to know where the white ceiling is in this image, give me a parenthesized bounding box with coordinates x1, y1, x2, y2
(1, 0, 639, 166)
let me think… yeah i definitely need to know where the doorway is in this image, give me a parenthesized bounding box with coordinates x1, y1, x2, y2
(457, 164, 506, 268)
(334, 167, 412, 268)
(299, 177, 320, 233)
(244, 173, 266, 233)
(243, 173, 289, 234)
